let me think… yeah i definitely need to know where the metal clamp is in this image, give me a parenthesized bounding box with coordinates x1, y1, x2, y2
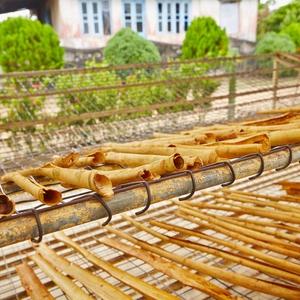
(178, 170, 196, 201)
(30, 209, 43, 243)
(270, 145, 293, 171)
(200, 161, 236, 187)
(92, 194, 112, 226)
(235, 153, 265, 180)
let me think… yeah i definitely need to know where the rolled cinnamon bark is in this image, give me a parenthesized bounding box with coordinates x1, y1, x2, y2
(74, 151, 105, 168)
(242, 113, 299, 126)
(50, 153, 80, 168)
(37, 243, 131, 300)
(0, 193, 15, 217)
(269, 129, 300, 146)
(99, 154, 183, 185)
(1, 173, 61, 206)
(258, 106, 300, 114)
(31, 254, 93, 300)
(29, 165, 113, 199)
(16, 261, 54, 300)
(99, 145, 217, 165)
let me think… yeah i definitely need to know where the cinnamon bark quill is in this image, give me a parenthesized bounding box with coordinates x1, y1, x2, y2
(1, 172, 61, 206)
(0, 193, 15, 217)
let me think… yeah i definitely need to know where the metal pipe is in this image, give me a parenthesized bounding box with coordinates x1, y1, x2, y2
(0, 145, 299, 248)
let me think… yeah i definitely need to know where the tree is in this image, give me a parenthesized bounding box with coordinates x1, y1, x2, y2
(104, 28, 161, 66)
(255, 32, 296, 55)
(259, 0, 300, 35)
(0, 17, 64, 72)
(281, 22, 300, 49)
(181, 17, 229, 59)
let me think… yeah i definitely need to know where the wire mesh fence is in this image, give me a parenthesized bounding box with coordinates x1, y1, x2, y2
(0, 53, 299, 162)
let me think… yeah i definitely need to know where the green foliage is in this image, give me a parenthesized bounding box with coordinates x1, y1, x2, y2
(260, 0, 300, 34)
(0, 17, 64, 72)
(104, 28, 161, 66)
(280, 22, 300, 48)
(255, 32, 296, 55)
(181, 17, 229, 59)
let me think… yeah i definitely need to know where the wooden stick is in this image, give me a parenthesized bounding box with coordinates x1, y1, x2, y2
(16, 261, 55, 300)
(222, 189, 300, 204)
(104, 226, 300, 299)
(31, 254, 93, 300)
(54, 232, 178, 300)
(207, 191, 300, 214)
(37, 243, 130, 300)
(150, 219, 300, 285)
(100, 237, 235, 300)
(215, 215, 300, 244)
(178, 205, 300, 261)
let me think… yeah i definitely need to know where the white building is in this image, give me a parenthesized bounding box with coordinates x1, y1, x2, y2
(0, 0, 258, 57)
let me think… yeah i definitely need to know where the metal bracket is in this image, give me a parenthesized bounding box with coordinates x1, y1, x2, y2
(92, 194, 112, 226)
(117, 181, 153, 215)
(30, 209, 43, 243)
(178, 170, 196, 201)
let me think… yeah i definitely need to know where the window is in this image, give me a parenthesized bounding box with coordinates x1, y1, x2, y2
(122, 0, 145, 34)
(220, 0, 239, 35)
(80, 0, 111, 35)
(157, 0, 190, 34)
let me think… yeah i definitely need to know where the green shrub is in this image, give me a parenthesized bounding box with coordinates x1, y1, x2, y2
(104, 28, 161, 66)
(281, 22, 300, 49)
(0, 17, 64, 72)
(255, 32, 296, 55)
(181, 17, 229, 59)
(260, 0, 300, 34)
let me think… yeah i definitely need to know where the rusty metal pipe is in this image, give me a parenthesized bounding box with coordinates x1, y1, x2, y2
(0, 145, 299, 248)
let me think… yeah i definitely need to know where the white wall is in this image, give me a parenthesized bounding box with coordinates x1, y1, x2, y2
(50, 0, 258, 49)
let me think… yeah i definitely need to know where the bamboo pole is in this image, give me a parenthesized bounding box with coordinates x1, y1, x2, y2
(54, 232, 178, 300)
(37, 243, 130, 300)
(150, 219, 300, 285)
(16, 261, 55, 300)
(0, 145, 299, 247)
(100, 237, 235, 300)
(31, 254, 93, 300)
(104, 226, 300, 299)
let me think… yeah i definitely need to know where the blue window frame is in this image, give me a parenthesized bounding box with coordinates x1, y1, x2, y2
(122, 0, 145, 35)
(157, 0, 190, 34)
(80, 0, 111, 35)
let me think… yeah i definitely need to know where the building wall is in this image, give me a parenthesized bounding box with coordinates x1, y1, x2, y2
(49, 0, 257, 50)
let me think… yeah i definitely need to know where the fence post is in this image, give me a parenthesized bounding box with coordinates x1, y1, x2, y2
(228, 58, 236, 121)
(272, 54, 279, 109)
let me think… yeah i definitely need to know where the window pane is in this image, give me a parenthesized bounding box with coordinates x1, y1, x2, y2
(94, 22, 99, 33)
(103, 11, 111, 35)
(137, 21, 143, 32)
(103, 0, 109, 10)
(159, 22, 162, 32)
(125, 22, 131, 27)
(124, 3, 131, 14)
(158, 3, 162, 13)
(167, 3, 171, 13)
(84, 22, 89, 33)
(93, 2, 98, 14)
(184, 3, 188, 14)
(136, 3, 142, 14)
(176, 3, 179, 14)
(168, 21, 171, 32)
(81, 2, 87, 14)
(176, 21, 179, 33)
